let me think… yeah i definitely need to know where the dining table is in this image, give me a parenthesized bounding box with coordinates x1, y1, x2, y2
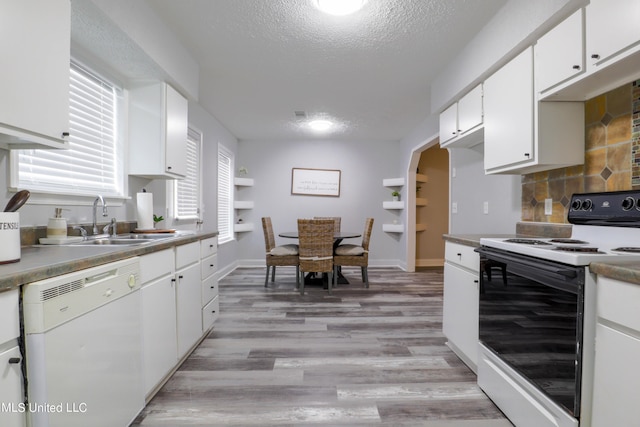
(278, 231, 361, 285)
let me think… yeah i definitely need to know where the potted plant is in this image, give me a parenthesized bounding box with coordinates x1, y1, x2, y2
(153, 214, 164, 229)
(391, 191, 400, 202)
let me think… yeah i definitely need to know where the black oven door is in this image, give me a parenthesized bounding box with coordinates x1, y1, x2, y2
(475, 246, 585, 418)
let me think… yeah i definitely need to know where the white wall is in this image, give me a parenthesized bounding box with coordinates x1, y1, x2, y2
(234, 139, 404, 268)
(449, 145, 521, 234)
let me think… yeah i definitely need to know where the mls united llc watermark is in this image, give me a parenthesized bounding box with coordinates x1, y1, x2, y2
(1, 402, 88, 413)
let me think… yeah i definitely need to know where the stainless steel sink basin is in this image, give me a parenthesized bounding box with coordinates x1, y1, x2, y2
(114, 233, 177, 240)
(70, 238, 155, 246)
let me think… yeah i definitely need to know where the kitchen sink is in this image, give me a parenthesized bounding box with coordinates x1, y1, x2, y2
(69, 238, 155, 246)
(114, 233, 178, 240)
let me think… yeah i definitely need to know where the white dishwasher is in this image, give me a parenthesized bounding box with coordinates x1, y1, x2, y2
(22, 257, 144, 427)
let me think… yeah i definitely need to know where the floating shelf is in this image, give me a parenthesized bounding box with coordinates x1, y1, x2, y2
(382, 223, 404, 233)
(383, 177, 405, 187)
(416, 174, 428, 183)
(416, 198, 428, 207)
(234, 222, 254, 232)
(383, 201, 404, 210)
(234, 177, 254, 186)
(416, 224, 427, 232)
(233, 201, 254, 209)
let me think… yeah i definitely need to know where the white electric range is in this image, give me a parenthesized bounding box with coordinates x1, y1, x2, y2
(476, 190, 640, 427)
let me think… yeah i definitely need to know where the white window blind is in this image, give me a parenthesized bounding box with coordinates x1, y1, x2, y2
(15, 61, 122, 196)
(217, 145, 233, 243)
(175, 127, 201, 220)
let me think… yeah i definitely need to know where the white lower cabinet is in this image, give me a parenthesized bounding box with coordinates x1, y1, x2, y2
(591, 276, 640, 426)
(0, 289, 25, 427)
(176, 242, 202, 358)
(442, 242, 479, 372)
(140, 249, 177, 396)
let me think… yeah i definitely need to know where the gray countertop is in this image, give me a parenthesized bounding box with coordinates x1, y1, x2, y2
(0, 230, 218, 292)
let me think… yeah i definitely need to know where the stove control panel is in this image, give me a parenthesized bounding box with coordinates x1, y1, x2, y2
(569, 190, 640, 226)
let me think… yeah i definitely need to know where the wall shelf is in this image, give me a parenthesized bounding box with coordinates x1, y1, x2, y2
(234, 177, 254, 186)
(416, 198, 428, 207)
(234, 222, 254, 232)
(383, 201, 404, 210)
(233, 201, 254, 209)
(382, 224, 404, 233)
(416, 174, 428, 183)
(383, 177, 405, 187)
(416, 224, 427, 232)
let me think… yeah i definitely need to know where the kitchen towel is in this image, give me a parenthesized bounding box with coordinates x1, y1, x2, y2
(136, 192, 154, 230)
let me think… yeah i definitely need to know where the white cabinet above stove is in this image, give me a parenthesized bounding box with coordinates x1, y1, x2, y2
(483, 47, 584, 175)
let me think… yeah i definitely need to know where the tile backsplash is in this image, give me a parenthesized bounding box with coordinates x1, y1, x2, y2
(521, 80, 638, 223)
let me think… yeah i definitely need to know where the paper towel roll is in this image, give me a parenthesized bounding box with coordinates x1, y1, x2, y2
(136, 192, 154, 230)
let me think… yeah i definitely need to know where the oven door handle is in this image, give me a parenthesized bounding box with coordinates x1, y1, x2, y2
(475, 247, 578, 279)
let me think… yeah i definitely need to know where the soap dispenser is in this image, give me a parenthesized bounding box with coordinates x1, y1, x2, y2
(47, 208, 68, 238)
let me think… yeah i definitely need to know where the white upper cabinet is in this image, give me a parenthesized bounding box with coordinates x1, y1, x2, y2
(586, 0, 640, 67)
(535, 9, 584, 94)
(439, 103, 458, 144)
(439, 84, 483, 148)
(0, 0, 70, 150)
(129, 82, 188, 179)
(484, 47, 584, 175)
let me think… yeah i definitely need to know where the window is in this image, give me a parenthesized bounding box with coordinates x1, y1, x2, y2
(217, 144, 233, 244)
(173, 127, 202, 221)
(12, 61, 124, 198)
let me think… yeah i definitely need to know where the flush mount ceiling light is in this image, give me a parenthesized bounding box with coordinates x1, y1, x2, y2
(308, 119, 333, 132)
(314, 0, 367, 16)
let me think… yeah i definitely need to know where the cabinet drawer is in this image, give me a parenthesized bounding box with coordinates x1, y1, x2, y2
(202, 296, 219, 331)
(202, 274, 218, 306)
(176, 241, 200, 270)
(597, 277, 640, 331)
(200, 236, 218, 259)
(444, 242, 479, 272)
(201, 254, 217, 280)
(139, 249, 175, 284)
(0, 289, 20, 345)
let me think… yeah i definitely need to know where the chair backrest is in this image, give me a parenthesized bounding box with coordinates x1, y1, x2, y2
(297, 219, 334, 273)
(261, 217, 276, 252)
(314, 216, 341, 233)
(361, 217, 374, 251)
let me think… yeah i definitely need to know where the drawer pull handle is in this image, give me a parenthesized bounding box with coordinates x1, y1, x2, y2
(8, 357, 20, 364)
(572, 65, 580, 70)
(178, 275, 184, 279)
(210, 286, 215, 289)
(591, 54, 600, 60)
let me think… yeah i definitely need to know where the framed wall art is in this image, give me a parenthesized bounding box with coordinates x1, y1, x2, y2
(291, 168, 341, 197)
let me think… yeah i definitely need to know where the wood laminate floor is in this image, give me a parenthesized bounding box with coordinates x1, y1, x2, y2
(132, 267, 511, 426)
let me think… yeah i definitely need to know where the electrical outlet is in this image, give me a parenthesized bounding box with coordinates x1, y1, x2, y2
(545, 198, 553, 215)
(452, 202, 458, 214)
(483, 201, 489, 214)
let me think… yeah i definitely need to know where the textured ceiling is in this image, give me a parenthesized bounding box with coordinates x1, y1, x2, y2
(146, 0, 507, 142)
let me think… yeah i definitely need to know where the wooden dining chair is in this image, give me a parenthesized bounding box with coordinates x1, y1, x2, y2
(297, 219, 335, 295)
(261, 217, 299, 288)
(333, 218, 374, 288)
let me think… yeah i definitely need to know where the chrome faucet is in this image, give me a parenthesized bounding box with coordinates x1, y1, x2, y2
(92, 195, 108, 235)
(103, 218, 117, 237)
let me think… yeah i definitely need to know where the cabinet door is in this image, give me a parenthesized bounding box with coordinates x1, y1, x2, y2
(535, 9, 584, 92)
(141, 276, 178, 396)
(0, 0, 69, 147)
(439, 103, 458, 143)
(164, 84, 188, 177)
(0, 346, 25, 427)
(586, 0, 640, 66)
(591, 323, 640, 426)
(484, 47, 534, 171)
(443, 263, 479, 370)
(176, 262, 202, 358)
(457, 84, 483, 134)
